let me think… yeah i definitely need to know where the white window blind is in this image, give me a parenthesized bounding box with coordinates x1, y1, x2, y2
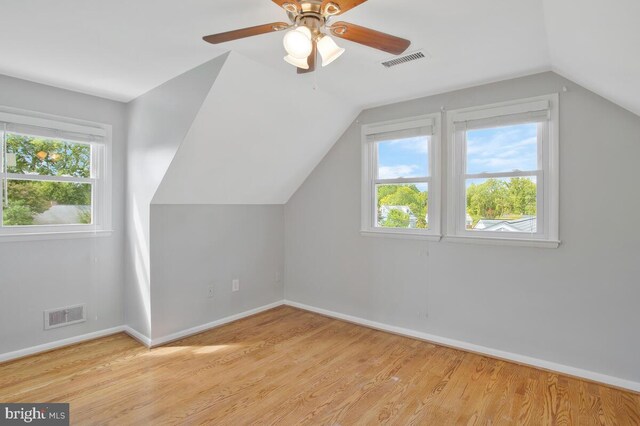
(0, 122, 105, 144)
(453, 100, 550, 130)
(366, 125, 433, 142)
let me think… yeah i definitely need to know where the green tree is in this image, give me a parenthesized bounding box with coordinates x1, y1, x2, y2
(39, 181, 91, 206)
(6, 133, 90, 178)
(377, 184, 428, 228)
(3, 201, 34, 226)
(507, 177, 537, 216)
(466, 178, 537, 224)
(3, 134, 92, 225)
(5, 181, 49, 214)
(466, 179, 509, 220)
(382, 209, 410, 228)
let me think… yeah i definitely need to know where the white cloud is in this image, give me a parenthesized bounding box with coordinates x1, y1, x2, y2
(378, 164, 420, 179)
(386, 137, 429, 154)
(467, 125, 538, 173)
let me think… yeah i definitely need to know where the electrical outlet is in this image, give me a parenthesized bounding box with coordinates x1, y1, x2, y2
(232, 279, 240, 292)
(208, 286, 215, 299)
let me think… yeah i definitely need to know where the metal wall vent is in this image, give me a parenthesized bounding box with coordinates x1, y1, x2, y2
(381, 51, 426, 68)
(44, 304, 86, 330)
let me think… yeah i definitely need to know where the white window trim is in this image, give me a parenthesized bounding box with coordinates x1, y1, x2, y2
(0, 107, 112, 241)
(361, 113, 442, 241)
(445, 94, 560, 248)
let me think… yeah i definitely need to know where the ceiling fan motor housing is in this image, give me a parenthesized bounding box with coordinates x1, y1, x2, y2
(298, 16, 323, 38)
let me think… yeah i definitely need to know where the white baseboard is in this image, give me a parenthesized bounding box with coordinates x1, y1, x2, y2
(4, 300, 637, 394)
(0, 302, 284, 363)
(284, 300, 640, 393)
(150, 301, 285, 347)
(0, 326, 126, 363)
(123, 326, 152, 347)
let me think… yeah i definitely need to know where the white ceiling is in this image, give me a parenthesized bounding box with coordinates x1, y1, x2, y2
(543, 0, 640, 116)
(0, 0, 637, 115)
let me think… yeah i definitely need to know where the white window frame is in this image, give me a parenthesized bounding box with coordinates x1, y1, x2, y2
(445, 94, 559, 248)
(0, 108, 112, 241)
(361, 113, 441, 241)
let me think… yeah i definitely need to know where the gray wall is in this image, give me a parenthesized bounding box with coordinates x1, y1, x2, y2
(150, 205, 284, 340)
(284, 72, 640, 383)
(124, 55, 228, 337)
(0, 75, 127, 353)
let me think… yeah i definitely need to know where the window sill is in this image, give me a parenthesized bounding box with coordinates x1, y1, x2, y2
(0, 230, 113, 243)
(442, 235, 560, 249)
(360, 230, 442, 241)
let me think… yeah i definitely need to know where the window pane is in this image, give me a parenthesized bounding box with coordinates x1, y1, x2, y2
(465, 177, 537, 232)
(466, 123, 537, 174)
(376, 183, 428, 229)
(377, 136, 429, 179)
(3, 180, 92, 226)
(5, 133, 91, 178)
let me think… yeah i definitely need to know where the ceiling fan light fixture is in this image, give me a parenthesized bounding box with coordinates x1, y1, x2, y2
(283, 26, 313, 59)
(283, 54, 309, 69)
(317, 35, 345, 67)
(202, 1, 412, 74)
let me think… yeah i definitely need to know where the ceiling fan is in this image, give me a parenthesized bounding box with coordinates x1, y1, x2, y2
(202, 0, 411, 74)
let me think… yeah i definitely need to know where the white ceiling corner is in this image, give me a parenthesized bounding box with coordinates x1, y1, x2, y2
(542, 0, 640, 116)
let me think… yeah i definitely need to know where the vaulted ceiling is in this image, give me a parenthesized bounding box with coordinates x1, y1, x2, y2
(1, 1, 637, 115)
(152, 52, 359, 204)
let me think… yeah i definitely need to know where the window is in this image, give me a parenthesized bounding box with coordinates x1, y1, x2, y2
(0, 110, 111, 238)
(361, 114, 441, 239)
(447, 95, 559, 246)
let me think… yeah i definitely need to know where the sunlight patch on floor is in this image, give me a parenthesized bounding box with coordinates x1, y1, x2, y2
(142, 344, 238, 357)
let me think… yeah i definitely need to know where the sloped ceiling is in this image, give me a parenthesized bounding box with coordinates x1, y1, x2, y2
(152, 52, 359, 204)
(0, 0, 640, 113)
(0, 1, 637, 114)
(0, 0, 547, 109)
(543, 0, 640, 116)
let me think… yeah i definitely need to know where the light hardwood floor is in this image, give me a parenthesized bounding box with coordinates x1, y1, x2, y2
(1, 306, 639, 425)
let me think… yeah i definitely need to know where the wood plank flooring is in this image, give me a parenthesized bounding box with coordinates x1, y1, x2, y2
(1, 306, 638, 425)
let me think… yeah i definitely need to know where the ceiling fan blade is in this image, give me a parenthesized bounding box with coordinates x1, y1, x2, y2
(203, 22, 289, 44)
(330, 21, 410, 55)
(272, 0, 300, 13)
(298, 40, 317, 74)
(322, 0, 367, 15)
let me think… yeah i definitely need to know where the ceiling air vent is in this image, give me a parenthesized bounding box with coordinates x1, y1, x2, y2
(381, 51, 427, 68)
(44, 304, 86, 330)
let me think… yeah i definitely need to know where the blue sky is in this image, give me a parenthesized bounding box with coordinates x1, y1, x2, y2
(377, 136, 428, 179)
(377, 123, 538, 179)
(466, 123, 537, 174)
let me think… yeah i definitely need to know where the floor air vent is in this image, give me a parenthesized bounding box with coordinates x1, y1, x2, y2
(44, 304, 86, 330)
(381, 51, 426, 68)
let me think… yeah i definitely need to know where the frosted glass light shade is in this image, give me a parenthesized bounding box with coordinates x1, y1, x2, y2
(296, 26, 312, 39)
(317, 35, 345, 67)
(283, 27, 313, 59)
(284, 55, 309, 69)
